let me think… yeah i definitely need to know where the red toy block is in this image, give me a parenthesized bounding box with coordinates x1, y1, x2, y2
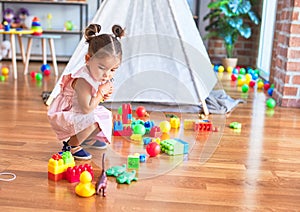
(113, 126, 133, 136)
(122, 103, 132, 124)
(48, 172, 64, 182)
(65, 164, 94, 183)
(194, 120, 213, 131)
(149, 126, 162, 137)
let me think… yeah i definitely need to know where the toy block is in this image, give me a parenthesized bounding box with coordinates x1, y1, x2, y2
(174, 138, 189, 154)
(149, 126, 162, 137)
(152, 137, 161, 145)
(194, 120, 212, 131)
(113, 125, 133, 136)
(61, 151, 75, 166)
(170, 117, 180, 129)
(144, 120, 154, 133)
(48, 157, 65, 175)
(143, 137, 152, 145)
(183, 119, 196, 130)
(229, 122, 242, 129)
(65, 164, 94, 183)
(160, 139, 186, 156)
(113, 114, 121, 121)
(122, 103, 132, 124)
(113, 121, 123, 131)
(139, 154, 146, 163)
(130, 134, 143, 141)
(48, 172, 64, 181)
(127, 154, 140, 169)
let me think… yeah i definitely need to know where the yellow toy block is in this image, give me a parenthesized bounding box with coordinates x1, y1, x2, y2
(183, 119, 196, 130)
(170, 117, 180, 129)
(48, 158, 65, 175)
(152, 137, 161, 145)
(130, 134, 143, 141)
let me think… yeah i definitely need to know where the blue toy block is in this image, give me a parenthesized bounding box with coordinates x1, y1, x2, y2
(139, 154, 146, 162)
(143, 137, 152, 145)
(113, 121, 123, 131)
(174, 138, 189, 154)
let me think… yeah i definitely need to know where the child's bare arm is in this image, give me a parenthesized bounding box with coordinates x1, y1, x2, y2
(73, 78, 104, 114)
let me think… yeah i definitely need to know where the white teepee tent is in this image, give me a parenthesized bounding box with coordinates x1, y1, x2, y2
(46, 0, 218, 114)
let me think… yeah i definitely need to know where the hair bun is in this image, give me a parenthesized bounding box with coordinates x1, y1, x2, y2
(85, 24, 101, 42)
(112, 25, 125, 39)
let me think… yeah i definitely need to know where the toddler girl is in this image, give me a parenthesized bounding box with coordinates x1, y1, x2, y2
(48, 23, 124, 160)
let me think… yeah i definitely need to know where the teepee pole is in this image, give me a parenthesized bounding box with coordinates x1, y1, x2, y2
(167, 0, 209, 115)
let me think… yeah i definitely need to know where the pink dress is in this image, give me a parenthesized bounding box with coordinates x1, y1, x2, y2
(48, 66, 112, 143)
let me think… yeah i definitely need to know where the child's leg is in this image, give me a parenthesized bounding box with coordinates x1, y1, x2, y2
(68, 123, 100, 147)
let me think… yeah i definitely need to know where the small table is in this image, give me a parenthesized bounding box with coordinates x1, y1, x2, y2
(23, 34, 61, 76)
(0, 29, 33, 79)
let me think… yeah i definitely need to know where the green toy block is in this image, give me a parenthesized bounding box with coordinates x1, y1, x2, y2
(127, 155, 140, 169)
(160, 139, 188, 155)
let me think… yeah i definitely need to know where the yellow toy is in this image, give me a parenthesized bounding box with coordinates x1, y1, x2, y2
(159, 121, 171, 133)
(75, 171, 95, 197)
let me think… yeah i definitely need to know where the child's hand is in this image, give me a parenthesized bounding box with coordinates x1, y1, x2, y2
(97, 81, 113, 100)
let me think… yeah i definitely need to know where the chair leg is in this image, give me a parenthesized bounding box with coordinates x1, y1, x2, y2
(24, 38, 33, 75)
(48, 38, 58, 76)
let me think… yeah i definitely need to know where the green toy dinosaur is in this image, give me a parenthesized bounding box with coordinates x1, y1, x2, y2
(116, 170, 138, 184)
(105, 164, 126, 177)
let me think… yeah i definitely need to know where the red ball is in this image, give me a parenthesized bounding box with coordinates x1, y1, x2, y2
(249, 80, 256, 88)
(136, 106, 146, 117)
(264, 83, 270, 90)
(231, 74, 237, 81)
(146, 142, 160, 157)
(43, 69, 51, 76)
(30, 71, 37, 78)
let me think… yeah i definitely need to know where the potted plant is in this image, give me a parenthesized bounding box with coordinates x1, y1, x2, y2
(203, 0, 260, 69)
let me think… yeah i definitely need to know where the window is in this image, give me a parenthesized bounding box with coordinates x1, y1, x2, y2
(257, 0, 277, 80)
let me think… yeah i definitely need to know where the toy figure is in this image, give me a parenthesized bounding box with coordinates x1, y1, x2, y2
(15, 8, 29, 28)
(95, 153, 107, 197)
(75, 171, 95, 197)
(106, 164, 126, 177)
(2, 8, 28, 29)
(116, 170, 138, 184)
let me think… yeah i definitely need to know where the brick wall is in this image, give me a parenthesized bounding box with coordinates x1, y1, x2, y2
(271, 0, 300, 107)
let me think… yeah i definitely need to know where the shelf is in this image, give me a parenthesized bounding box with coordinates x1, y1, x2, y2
(43, 29, 83, 35)
(0, 0, 87, 5)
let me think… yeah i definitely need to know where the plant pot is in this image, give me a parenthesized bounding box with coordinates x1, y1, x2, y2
(222, 58, 238, 70)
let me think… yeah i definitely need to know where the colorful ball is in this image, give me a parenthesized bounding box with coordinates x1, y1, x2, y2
(159, 121, 171, 133)
(245, 73, 252, 81)
(218, 65, 224, 73)
(237, 78, 245, 86)
(41, 64, 50, 72)
(30, 71, 37, 78)
(264, 83, 270, 90)
(241, 84, 249, 93)
(239, 68, 246, 75)
(249, 80, 256, 88)
(0, 75, 5, 81)
(1, 67, 9, 76)
(227, 66, 233, 73)
(136, 106, 147, 117)
(267, 88, 274, 96)
(257, 81, 264, 89)
(213, 65, 219, 72)
(266, 98, 276, 109)
(43, 69, 51, 76)
(133, 124, 146, 135)
(252, 73, 259, 80)
(146, 142, 160, 157)
(35, 73, 43, 81)
(232, 68, 238, 74)
(231, 74, 237, 81)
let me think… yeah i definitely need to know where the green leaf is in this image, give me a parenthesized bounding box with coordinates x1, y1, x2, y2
(227, 17, 243, 28)
(248, 10, 260, 24)
(238, 25, 251, 38)
(208, 0, 230, 9)
(237, 0, 251, 14)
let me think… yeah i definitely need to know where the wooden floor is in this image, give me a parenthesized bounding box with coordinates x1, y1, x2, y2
(0, 61, 300, 211)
